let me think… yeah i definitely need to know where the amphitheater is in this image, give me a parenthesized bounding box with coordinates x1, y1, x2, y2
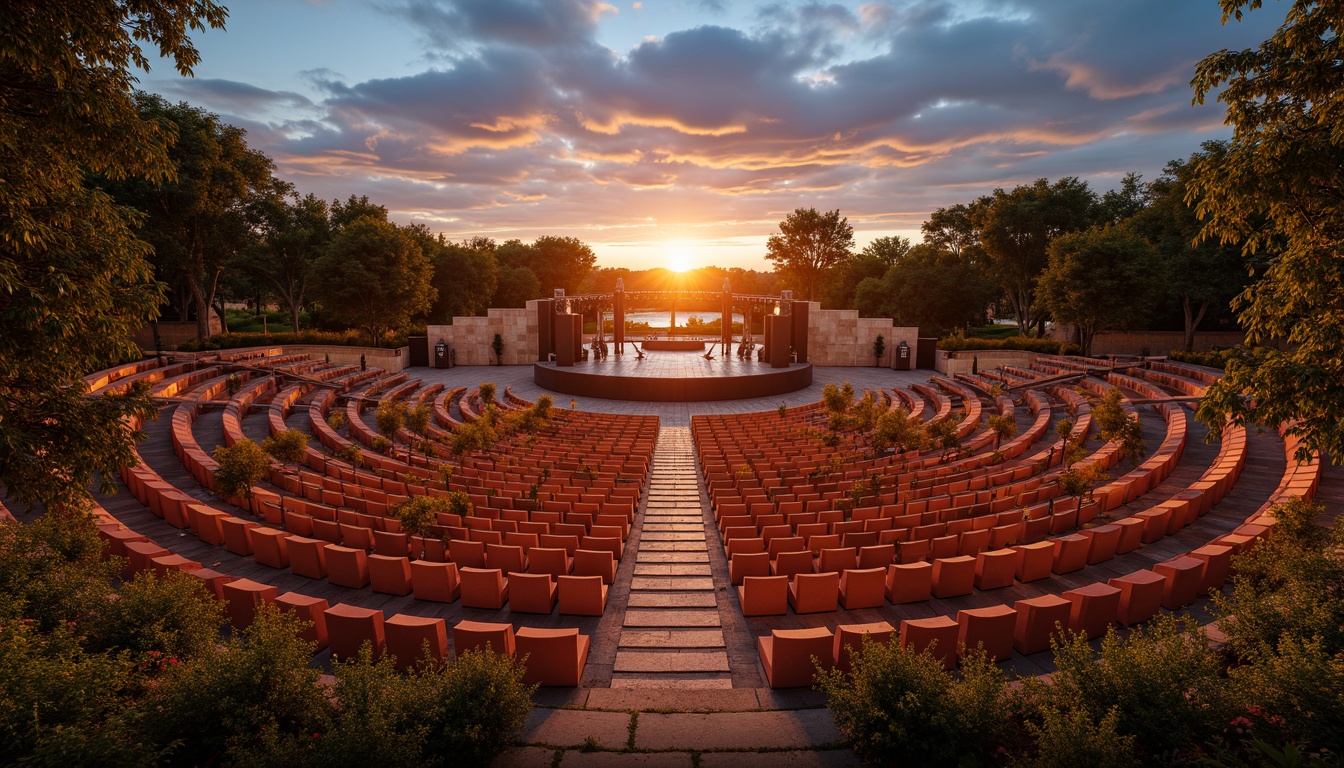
(17, 344, 1337, 766)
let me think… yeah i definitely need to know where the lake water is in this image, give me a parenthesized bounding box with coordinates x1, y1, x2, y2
(623, 311, 744, 329)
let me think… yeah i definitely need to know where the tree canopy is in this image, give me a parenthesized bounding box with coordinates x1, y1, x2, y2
(765, 207, 855, 303)
(1036, 224, 1160, 357)
(310, 216, 436, 346)
(0, 0, 226, 509)
(1190, 0, 1344, 462)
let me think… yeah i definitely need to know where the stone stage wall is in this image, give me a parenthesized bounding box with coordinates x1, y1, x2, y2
(431, 300, 918, 368)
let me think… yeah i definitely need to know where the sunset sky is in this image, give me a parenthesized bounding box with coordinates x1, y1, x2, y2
(148, 0, 1281, 271)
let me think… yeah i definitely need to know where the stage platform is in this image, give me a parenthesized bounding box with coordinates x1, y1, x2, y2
(533, 350, 813, 402)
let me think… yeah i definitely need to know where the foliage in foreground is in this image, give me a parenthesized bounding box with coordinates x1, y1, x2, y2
(0, 512, 534, 768)
(821, 498, 1344, 766)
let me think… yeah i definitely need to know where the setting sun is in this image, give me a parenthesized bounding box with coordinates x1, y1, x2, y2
(666, 245, 695, 272)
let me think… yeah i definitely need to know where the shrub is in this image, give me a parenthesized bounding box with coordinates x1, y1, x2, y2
(1168, 347, 1242, 370)
(211, 439, 271, 499)
(450, 420, 494, 456)
(817, 636, 1000, 765)
(987, 412, 1018, 448)
(327, 411, 347, 431)
(0, 508, 119, 630)
(136, 606, 329, 767)
(1090, 390, 1144, 465)
(88, 570, 223, 663)
(533, 394, 553, 421)
(445, 491, 473, 519)
(938, 335, 1080, 355)
(1025, 616, 1232, 759)
(405, 403, 432, 437)
(476, 382, 496, 408)
(390, 496, 448, 538)
(417, 648, 533, 767)
(178, 329, 415, 351)
(335, 443, 365, 468)
(370, 436, 393, 455)
(375, 400, 407, 440)
(1012, 706, 1139, 768)
(1227, 635, 1344, 754)
(262, 429, 310, 466)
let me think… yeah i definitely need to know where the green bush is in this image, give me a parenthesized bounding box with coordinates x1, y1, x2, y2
(938, 335, 1081, 355)
(327, 411, 347, 431)
(1011, 706, 1139, 768)
(211, 439, 272, 499)
(369, 436, 393, 455)
(335, 443, 364, 468)
(177, 329, 414, 352)
(1227, 635, 1344, 755)
(445, 490, 473, 519)
(0, 509, 119, 630)
(137, 606, 329, 767)
(262, 429, 311, 465)
(1168, 347, 1242, 370)
(390, 496, 449, 538)
(88, 570, 223, 663)
(417, 648, 533, 767)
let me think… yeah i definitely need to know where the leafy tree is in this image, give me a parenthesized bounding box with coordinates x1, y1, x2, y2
(872, 408, 926, 456)
(0, 510, 120, 630)
(422, 233, 499, 321)
(922, 200, 988, 258)
(1189, 0, 1344, 461)
(987, 412, 1017, 449)
(105, 93, 282, 342)
(310, 216, 436, 346)
(390, 496, 448, 539)
(1036, 224, 1160, 357)
(211, 438, 271, 499)
(491, 263, 541, 308)
(1013, 706, 1139, 768)
(375, 401, 407, 443)
(824, 237, 906, 309)
(1, 0, 226, 510)
(854, 243, 994, 334)
(496, 236, 594, 298)
(250, 191, 331, 333)
(1089, 390, 1145, 465)
(1098, 171, 1149, 224)
(1132, 153, 1248, 352)
(262, 429, 310, 466)
(976, 178, 1099, 336)
(765, 207, 855, 302)
(328, 194, 388, 229)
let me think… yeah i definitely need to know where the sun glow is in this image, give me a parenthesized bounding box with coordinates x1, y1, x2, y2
(665, 245, 695, 272)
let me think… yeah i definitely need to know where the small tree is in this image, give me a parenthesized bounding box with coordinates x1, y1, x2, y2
(389, 496, 448, 538)
(1089, 390, 1145, 466)
(928, 418, 962, 461)
(477, 382, 497, 409)
(212, 439, 271, 500)
(873, 408, 927, 457)
(261, 429, 309, 466)
(873, 334, 886, 367)
(446, 490, 473, 519)
(986, 412, 1017, 449)
(335, 443, 364, 468)
(490, 333, 504, 365)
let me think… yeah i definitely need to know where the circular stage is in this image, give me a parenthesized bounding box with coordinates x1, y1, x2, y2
(534, 350, 813, 402)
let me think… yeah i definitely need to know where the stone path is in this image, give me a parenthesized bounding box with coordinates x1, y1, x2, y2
(612, 427, 733, 688)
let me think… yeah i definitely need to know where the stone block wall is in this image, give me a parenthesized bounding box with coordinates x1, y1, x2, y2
(805, 304, 918, 367)
(427, 302, 539, 366)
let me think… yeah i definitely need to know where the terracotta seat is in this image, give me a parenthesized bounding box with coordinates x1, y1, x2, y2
(833, 621, 895, 674)
(373, 530, 410, 558)
(973, 548, 1020, 590)
(339, 523, 374, 550)
(385, 614, 448, 671)
(757, 627, 835, 688)
(1083, 524, 1122, 565)
(459, 566, 509, 609)
(274, 592, 329, 650)
(516, 628, 589, 687)
(1109, 569, 1166, 625)
(899, 616, 958, 669)
(410, 560, 460, 602)
(1051, 534, 1090, 574)
(817, 547, 858, 574)
(287, 536, 329, 579)
(485, 543, 527, 575)
(1013, 594, 1071, 655)
(1012, 541, 1055, 582)
(771, 549, 815, 579)
(1063, 582, 1121, 639)
(857, 544, 896, 570)
(252, 527, 290, 569)
(885, 561, 932, 604)
(452, 619, 515, 657)
(527, 547, 572, 577)
(1154, 556, 1204, 609)
(572, 549, 617, 584)
(958, 528, 991, 558)
(368, 554, 413, 595)
(448, 539, 487, 569)
(1113, 517, 1146, 554)
(222, 578, 278, 630)
(220, 517, 257, 556)
(580, 535, 623, 561)
(324, 603, 386, 661)
(187, 568, 235, 600)
(729, 552, 771, 585)
(150, 554, 201, 578)
(931, 555, 975, 599)
(839, 567, 886, 609)
(509, 572, 557, 614)
(326, 545, 370, 589)
(788, 571, 839, 614)
(767, 536, 807, 559)
(738, 575, 787, 616)
(1189, 543, 1234, 592)
(557, 574, 608, 616)
(898, 538, 931, 564)
(929, 533, 959, 560)
(539, 533, 580, 556)
(956, 605, 1016, 661)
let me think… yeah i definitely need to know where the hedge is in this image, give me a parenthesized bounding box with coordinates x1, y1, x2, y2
(937, 336, 1080, 355)
(178, 329, 413, 352)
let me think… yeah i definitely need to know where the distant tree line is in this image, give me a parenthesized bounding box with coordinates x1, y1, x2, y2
(764, 154, 1250, 355)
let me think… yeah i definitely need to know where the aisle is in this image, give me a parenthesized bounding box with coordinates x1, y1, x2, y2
(611, 427, 733, 688)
